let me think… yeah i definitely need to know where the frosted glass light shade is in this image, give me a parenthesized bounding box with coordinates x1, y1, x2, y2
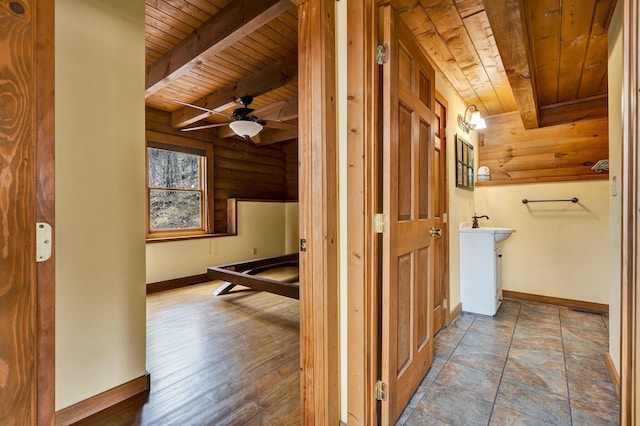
(469, 111, 486, 130)
(229, 120, 263, 138)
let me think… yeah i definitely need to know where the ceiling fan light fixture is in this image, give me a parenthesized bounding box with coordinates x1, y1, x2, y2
(229, 120, 263, 138)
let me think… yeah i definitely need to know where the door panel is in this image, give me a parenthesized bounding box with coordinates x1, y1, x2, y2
(380, 5, 436, 424)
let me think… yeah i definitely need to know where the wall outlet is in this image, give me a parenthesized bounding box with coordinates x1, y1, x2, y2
(252, 248, 257, 255)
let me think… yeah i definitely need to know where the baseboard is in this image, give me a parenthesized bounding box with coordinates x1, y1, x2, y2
(605, 352, 621, 397)
(502, 290, 609, 314)
(146, 273, 209, 294)
(55, 373, 150, 426)
(448, 302, 462, 325)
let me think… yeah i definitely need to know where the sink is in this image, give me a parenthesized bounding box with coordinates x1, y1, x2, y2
(459, 227, 516, 243)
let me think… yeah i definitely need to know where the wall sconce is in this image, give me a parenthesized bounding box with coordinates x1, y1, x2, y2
(457, 104, 487, 133)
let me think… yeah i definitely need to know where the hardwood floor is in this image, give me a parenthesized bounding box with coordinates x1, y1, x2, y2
(75, 280, 300, 425)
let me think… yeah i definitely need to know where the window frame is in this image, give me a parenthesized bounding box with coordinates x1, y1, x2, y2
(146, 137, 215, 240)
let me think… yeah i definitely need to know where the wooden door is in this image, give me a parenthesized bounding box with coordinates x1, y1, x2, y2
(380, 5, 436, 424)
(0, 1, 55, 423)
(432, 98, 447, 335)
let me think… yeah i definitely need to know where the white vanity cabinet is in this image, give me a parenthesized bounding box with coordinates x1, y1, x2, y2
(459, 227, 514, 316)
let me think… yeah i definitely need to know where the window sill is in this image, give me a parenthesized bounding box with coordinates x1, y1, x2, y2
(146, 232, 236, 244)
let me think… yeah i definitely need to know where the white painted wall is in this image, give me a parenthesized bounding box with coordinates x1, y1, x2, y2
(608, 0, 623, 374)
(285, 202, 300, 254)
(146, 201, 299, 283)
(55, 0, 146, 410)
(336, 0, 348, 422)
(475, 181, 609, 304)
(436, 75, 478, 311)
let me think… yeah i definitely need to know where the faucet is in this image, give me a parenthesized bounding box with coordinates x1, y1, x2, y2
(472, 213, 489, 228)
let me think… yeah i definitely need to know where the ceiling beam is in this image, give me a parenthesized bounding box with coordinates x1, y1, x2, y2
(254, 128, 298, 145)
(484, 0, 540, 129)
(145, 0, 294, 98)
(253, 97, 299, 121)
(539, 95, 608, 127)
(171, 56, 298, 128)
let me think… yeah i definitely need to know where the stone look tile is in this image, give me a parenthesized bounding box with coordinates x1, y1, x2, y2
(418, 357, 445, 390)
(398, 299, 618, 426)
(503, 358, 568, 397)
(570, 400, 620, 426)
(435, 360, 502, 402)
(449, 332, 510, 374)
(519, 308, 560, 325)
(565, 353, 611, 382)
(496, 380, 571, 425)
(469, 317, 516, 339)
(507, 347, 565, 371)
(515, 318, 562, 338)
(560, 310, 608, 333)
(404, 410, 449, 426)
(489, 405, 555, 426)
(566, 368, 620, 412)
(414, 383, 493, 426)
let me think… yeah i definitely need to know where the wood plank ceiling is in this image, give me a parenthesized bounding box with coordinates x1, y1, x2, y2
(391, 0, 616, 128)
(144, 0, 299, 145)
(144, 0, 616, 142)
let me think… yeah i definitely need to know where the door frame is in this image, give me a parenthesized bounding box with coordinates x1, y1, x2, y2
(28, 0, 340, 422)
(346, 0, 380, 424)
(8, 0, 56, 423)
(297, 0, 340, 423)
(620, 0, 639, 422)
(434, 91, 450, 329)
(36, 1, 56, 422)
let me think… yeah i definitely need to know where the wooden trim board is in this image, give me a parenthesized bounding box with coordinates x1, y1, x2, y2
(447, 303, 462, 326)
(55, 374, 150, 426)
(606, 352, 621, 397)
(502, 290, 608, 314)
(146, 274, 210, 294)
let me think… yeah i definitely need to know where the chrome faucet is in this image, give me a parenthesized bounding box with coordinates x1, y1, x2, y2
(472, 213, 489, 228)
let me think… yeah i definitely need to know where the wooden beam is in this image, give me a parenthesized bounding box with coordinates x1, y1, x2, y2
(255, 97, 299, 121)
(171, 55, 298, 128)
(255, 128, 298, 145)
(538, 95, 608, 127)
(484, 0, 540, 129)
(207, 267, 299, 299)
(145, 0, 293, 98)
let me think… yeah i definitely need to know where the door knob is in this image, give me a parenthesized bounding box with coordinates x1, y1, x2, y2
(429, 228, 442, 238)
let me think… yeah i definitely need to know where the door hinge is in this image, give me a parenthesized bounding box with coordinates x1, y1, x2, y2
(374, 213, 387, 234)
(375, 380, 387, 401)
(443, 298, 448, 310)
(376, 44, 389, 65)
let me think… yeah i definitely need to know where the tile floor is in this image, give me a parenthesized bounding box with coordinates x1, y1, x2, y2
(396, 299, 620, 426)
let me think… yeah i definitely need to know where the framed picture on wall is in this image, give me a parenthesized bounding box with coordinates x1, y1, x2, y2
(455, 134, 474, 190)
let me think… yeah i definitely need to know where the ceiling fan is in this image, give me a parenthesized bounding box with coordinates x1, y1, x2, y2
(175, 96, 283, 140)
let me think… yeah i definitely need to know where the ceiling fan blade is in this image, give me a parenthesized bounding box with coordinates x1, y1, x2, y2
(181, 122, 228, 132)
(172, 99, 231, 118)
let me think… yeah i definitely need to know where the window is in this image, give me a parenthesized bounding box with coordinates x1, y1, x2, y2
(146, 139, 214, 239)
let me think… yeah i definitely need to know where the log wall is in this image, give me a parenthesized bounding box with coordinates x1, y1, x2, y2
(478, 112, 609, 184)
